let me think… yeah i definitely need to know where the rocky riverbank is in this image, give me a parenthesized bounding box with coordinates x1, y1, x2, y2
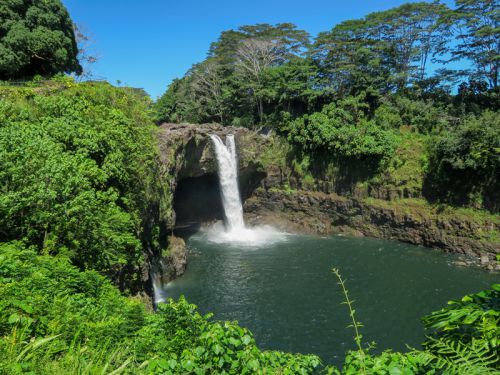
(154, 123, 499, 277)
(244, 188, 500, 271)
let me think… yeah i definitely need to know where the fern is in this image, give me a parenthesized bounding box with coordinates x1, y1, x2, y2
(423, 285, 500, 341)
(422, 284, 500, 374)
(331, 271, 500, 375)
(425, 336, 498, 372)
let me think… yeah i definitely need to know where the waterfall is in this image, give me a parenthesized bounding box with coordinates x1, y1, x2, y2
(210, 134, 245, 231)
(206, 133, 286, 247)
(152, 272, 166, 305)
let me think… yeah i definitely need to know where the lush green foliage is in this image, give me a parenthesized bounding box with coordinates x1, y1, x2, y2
(426, 110, 500, 211)
(374, 96, 450, 133)
(153, 23, 314, 127)
(451, 0, 499, 89)
(422, 284, 500, 372)
(0, 243, 320, 374)
(327, 270, 500, 375)
(285, 94, 398, 168)
(0, 82, 169, 290)
(312, 2, 452, 93)
(1, 1, 498, 374)
(155, 0, 499, 127)
(154, 0, 499, 212)
(0, 0, 81, 80)
(1, 242, 498, 374)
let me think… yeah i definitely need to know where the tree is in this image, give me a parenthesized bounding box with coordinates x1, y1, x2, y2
(0, 0, 81, 80)
(211, 23, 311, 124)
(153, 77, 205, 124)
(259, 57, 319, 117)
(0, 83, 163, 287)
(235, 39, 285, 122)
(209, 23, 310, 64)
(73, 23, 98, 80)
(310, 2, 451, 94)
(190, 59, 229, 124)
(425, 110, 500, 211)
(364, 2, 451, 88)
(285, 93, 398, 168)
(156, 23, 311, 126)
(311, 19, 391, 96)
(451, 0, 499, 88)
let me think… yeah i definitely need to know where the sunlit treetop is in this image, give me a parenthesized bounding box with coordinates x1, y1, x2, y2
(0, 0, 82, 80)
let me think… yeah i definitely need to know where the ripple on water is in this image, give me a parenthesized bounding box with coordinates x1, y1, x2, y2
(165, 233, 499, 366)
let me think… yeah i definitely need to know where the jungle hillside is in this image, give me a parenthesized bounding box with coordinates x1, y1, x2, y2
(0, 0, 499, 374)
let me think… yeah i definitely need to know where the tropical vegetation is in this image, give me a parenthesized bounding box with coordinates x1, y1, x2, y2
(154, 0, 499, 212)
(0, 0, 498, 374)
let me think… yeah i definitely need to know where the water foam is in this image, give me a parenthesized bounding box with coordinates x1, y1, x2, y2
(202, 221, 288, 248)
(209, 134, 287, 247)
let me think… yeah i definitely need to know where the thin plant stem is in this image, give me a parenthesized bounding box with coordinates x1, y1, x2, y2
(332, 267, 366, 373)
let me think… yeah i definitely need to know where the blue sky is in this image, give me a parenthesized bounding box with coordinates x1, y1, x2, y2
(63, 0, 455, 99)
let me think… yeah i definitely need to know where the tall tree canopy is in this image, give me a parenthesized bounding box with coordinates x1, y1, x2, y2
(0, 0, 81, 80)
(154, 23, 311, 126)
(311, 2, 451, 95)
(451, 0, 499, 88)
(155, 0, 499, 135)
(208, 23, 310, 64)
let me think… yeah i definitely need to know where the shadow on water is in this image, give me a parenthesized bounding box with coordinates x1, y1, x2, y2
(173, 222, 202, 241)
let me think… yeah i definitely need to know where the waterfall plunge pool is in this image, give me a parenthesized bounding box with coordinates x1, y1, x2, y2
(163, 230, 499, 366)
(164, 133, 499, 365)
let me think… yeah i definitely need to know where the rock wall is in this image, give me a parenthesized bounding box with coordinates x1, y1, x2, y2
(154, 123, 499, 279)
(154, 123, 271, 285)
(244, 189, 500, 271)
(157, 123, 271, 225)
(151, 236, 187, 289)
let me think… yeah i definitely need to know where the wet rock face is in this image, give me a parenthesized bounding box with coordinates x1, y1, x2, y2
(153, 123, 271, 286)
(151, 235, 187, 298)
(158, 123, 270, 179)
(158, 123, 270, 227)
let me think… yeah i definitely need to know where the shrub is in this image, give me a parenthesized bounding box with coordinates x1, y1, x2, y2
(425, 110, 500, 212)
(373, 96, 449, 132)
(0, 83, 168, 288)
(286, 95, 398, 168)
(0, 243, 321, 374)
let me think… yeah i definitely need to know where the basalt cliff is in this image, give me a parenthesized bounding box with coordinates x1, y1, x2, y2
(156, 123, 500, 276)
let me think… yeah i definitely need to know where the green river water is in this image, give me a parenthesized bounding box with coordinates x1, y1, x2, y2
(164, 230, 499, 365)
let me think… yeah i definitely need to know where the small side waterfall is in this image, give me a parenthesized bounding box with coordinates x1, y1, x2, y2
(210, 134, 245, 231)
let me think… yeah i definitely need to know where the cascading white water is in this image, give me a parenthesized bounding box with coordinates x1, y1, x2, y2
(207, 134, 287, 247)
(152, 272, 166, 305)
(210, 134, 245, 231)
(153, 134, 286, 305)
